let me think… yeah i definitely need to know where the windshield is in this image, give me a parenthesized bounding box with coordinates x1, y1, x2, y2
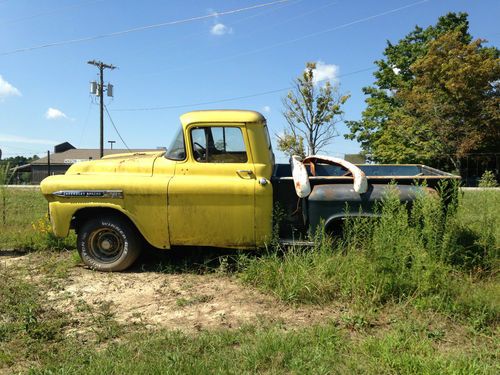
(165, 127, 186, 161)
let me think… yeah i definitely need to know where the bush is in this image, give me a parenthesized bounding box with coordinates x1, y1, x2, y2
(478, 170, 498, 187)
(240, 188, 499, 327)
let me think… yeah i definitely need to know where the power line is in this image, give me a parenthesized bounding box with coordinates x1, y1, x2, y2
(113, 0, 300, 73)
(104, 105, 130, 150)
(152, 0, 431, 75)
(134, 0, 304, 77)
(0, 0, 290, 56)
(0, 0, 104, 27)
(230, 0, 303, 25)
(142, 0, 331, 77)
(112, 67, 375, 112)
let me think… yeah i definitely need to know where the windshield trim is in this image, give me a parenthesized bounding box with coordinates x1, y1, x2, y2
(164, 126, 187, 161)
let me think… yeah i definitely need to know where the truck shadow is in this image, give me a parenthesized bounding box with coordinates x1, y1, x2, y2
(129, 245, 256, 274)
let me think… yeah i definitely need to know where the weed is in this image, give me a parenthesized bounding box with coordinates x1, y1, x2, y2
(240, 189, 500, 329)
(75, 300, 122, 343)
(176, 294, 214, 307)
(0, 267, 69, 369)
(478, 170, 498, 187)
(0, 189, 76, 251)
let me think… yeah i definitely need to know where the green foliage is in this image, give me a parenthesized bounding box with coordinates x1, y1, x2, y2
(0, 190, 498, 374)
(0, 189, 75, 251)
(0, 163, 10, 226)
(241, 190, 499, 328)
(0, 155, 37, 184)
(276, 130, 305, 159)
(346, 13, 499, 169)
(278, 62, 350, 156)
(30, 319, 498, 374)
(0, 268, 69, 368)
(0, 155, 38, 169)
(75, 300, 122, 343)
(478, 170, 498, 187)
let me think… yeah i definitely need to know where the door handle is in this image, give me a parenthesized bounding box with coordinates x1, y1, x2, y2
(236, 170, 254, 178)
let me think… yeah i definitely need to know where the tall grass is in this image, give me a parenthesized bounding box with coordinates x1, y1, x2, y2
(0, 163, 12, 226)
(0, 189, 75, 251)
(241, 189, 499, 328)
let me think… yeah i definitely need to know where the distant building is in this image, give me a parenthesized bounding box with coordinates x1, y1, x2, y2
(17, 142, 163, 184)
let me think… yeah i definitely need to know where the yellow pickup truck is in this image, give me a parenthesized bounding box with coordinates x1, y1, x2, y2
(41, 110, 459, 271)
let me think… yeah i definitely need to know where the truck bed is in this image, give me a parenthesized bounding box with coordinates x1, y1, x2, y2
(271, 163, 460, 239)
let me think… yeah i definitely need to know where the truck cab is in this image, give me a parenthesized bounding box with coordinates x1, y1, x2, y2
(162, 110, 274, 248)
(41, 110, 275, 271)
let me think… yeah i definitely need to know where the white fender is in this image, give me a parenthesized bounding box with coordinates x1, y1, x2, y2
(291, 155, 311, 198)
(303, 155, 368, 194)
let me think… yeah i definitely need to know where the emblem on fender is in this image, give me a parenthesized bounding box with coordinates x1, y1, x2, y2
(52, 190, 124, 198)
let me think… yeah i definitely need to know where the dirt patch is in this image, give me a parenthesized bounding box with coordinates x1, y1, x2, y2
(45, 266, 342, 333)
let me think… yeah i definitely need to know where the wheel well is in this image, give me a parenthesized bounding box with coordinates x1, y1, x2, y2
(324, 218, 346, 236)
(72, 207, 138, 235)
(325, 214, 380, 236)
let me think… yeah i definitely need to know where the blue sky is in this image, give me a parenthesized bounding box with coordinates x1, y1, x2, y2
(0, 0, 498, 162)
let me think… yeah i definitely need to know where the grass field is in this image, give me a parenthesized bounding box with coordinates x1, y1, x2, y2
(0, 188, 498, 374)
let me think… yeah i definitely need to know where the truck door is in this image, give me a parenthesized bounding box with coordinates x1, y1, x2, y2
(167, 124, 256, 248)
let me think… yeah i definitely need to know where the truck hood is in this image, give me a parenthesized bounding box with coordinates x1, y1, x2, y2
(65, 151, 165, 176)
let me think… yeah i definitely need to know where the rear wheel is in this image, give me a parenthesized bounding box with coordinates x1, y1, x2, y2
(77, 216, 141, 272)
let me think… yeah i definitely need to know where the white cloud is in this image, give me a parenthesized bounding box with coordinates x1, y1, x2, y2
(262, 106, 271, 113)
(45, 107, 69, 120)
(0, 133, 57, 145)
(392, 66, 401, 75)
(211, 23, 232, 36)
(310, 61, 339, 85)
(0, 75, 21, 99)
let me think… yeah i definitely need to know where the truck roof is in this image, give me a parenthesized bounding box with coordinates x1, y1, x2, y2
(180, 110, 265, 127)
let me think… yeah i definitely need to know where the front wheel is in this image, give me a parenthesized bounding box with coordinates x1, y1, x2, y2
(77, 216, 141, 272)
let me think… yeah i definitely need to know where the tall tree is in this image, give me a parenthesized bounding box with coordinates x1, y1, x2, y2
(345, 13, 474, 163)
(277, 62, 350, 157)
(383, 31, 500, 169)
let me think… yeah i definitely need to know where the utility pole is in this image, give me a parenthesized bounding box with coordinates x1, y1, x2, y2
(108, 140, 116, 150)
(88, 60, 116, 158)
(47, 150, 51, 176)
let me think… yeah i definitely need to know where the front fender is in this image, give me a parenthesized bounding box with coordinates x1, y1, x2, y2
(41, 174, 171, 249)
(49, 201, 129, 238)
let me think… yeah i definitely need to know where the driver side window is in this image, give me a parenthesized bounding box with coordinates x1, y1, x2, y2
(191, 126, 248, 163)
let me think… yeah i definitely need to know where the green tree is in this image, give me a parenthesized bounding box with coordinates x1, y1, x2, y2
(0, 155, 39, 184)
(383, 31, 500, 170)
(278, 62, 350, 157)
(345, 12, 480, 164)
(276, 130, 306, 159)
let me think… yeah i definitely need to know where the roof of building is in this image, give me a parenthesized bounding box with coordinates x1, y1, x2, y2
(31, 148, 162, 165)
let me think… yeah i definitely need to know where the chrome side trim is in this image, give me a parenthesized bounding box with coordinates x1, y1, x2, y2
(52, 190, 123, 198)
